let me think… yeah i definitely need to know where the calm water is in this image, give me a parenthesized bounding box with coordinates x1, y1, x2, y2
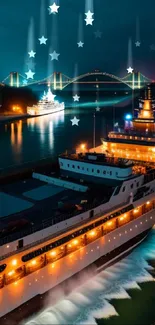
(23, 228, 155, 325)
(0, 107, 114, 169)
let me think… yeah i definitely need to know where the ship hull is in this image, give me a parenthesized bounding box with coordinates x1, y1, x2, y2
(0, 211, 154, 324)
(27, 107, 64, 117)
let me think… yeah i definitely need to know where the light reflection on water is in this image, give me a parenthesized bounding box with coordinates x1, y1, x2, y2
(24, 229, 155, 325)
(0, 110, 66, 168)
(0, 107, 107, 168)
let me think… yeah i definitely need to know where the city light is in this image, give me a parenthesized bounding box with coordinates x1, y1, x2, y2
(12, 105, 22, 113)
(125, 114, 132, 120)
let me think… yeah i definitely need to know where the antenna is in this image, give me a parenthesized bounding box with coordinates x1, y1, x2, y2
(93, 112, 96, 148)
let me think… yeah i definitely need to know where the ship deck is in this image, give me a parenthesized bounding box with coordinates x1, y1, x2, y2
(0, 176, 113, 245)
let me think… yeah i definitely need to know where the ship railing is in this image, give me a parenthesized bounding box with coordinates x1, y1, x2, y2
(0, 197, 109, 250)
(0, 193, 129, 261)
(0, 195, 130, 262)
(60, 153, 132, 168)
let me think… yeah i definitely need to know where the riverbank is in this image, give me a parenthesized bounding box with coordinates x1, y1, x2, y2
(0, 114, 28, 124)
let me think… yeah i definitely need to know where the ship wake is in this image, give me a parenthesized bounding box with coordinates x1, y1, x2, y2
(23, 230, 155, 325)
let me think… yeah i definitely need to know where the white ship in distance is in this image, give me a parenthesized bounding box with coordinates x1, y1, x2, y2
(27, 87, 65, 116)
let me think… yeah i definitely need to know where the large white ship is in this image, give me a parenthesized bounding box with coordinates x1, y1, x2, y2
(0, 86, 155, 324)
(27, 87, 64, 116)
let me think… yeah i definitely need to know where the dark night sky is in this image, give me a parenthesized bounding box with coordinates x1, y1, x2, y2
(1, 0, 155, 82)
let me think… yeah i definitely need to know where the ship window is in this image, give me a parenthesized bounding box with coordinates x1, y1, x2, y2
(92, 169, 94, 172)
(131, 183, 133, 189)
(122, 186, 126, 192)
(97, 170, 100, 173)
(110, 171, 112, 176)
(77, 166, 80, 169)
(82, 167, 84, 171)
(0, 264, 6, 273)
(116, 172, 118, 176)
(103, 171, 106, 174)
(87, 168, 89, 171)
(137, 182, 139, 187)
(114, 186, 121, 195)
(72, 165, 75, 168)
(67, 164, 70, 167)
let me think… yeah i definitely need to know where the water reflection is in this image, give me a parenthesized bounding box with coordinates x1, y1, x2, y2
(0, 107, 105, 169)
(27, 111, 65, 149)
(11, 120, 23, 149)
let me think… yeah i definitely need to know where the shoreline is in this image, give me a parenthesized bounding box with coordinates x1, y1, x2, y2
(0, 114, 28, 124)
(0, 107, 67, 125)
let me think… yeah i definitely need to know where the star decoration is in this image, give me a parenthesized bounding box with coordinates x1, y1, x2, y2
(85, 10, 94, 19)
(70, 116, 80, 126)
(85, 17, 94, 25)
(39, 36, 48, 45)
(127, 67, 134, 74)
(46, 88, 56, 101)
(77, 41, 84, 47)
(49, 2, 60, 14)
(85, 10, 94, 25)
(96, 107, 101, 112)
(49, 51, 60, 60)
(94, 30, 102, 38)
(25, 70, 35, 79)
(135, 41, 141, 47)
(150, 44, 155, 51)
(28, 50, 36, 58)
(73, 94, 80, 101)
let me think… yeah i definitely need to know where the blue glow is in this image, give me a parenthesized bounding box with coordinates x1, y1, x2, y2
(125, 113, 132, 120)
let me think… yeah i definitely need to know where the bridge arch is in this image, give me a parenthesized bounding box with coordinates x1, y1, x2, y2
(62, 71, 133, 90)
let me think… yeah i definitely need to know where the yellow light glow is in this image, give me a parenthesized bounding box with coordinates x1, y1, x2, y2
(146, 201, 150, 205)
(107, 221, 112, 226)
(119, 216, 124, 221)
(73, 239, 78, 245)
(50, 251, 56, 256)
(81, 143, 85, 150)
(12, 259, 17, 266)
(68, 244, 72, 248)
(90, 230, 96, 236)
(8, 270, 15, 276)
(31, 260, 36, 265)
(12, 105, 22, 113)
(133, 208, 139, 213)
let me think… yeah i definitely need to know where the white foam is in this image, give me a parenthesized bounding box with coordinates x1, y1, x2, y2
(104, 287, 131, 300)
(23, 229, 155, 325)
(123, 281, 141, 290)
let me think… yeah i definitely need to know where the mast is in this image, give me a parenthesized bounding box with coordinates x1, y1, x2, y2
(93, 112, 96, 148)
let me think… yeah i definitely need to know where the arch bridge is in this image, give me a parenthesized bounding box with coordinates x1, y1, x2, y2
(34, 71, 152, 90)
(2, 71, 152, 90)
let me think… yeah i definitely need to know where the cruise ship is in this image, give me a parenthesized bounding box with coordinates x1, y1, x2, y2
(0, 86, 155, 324)
(27, 87, 64, 116)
